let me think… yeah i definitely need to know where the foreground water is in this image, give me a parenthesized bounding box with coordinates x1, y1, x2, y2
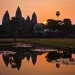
(0, 49, 75, 75)
(0, 42, 75, 75)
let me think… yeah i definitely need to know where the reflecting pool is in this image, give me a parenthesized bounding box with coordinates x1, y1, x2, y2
(0, 48, 75, 75)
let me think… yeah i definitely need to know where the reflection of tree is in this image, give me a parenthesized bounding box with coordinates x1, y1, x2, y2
(56, 63, 60, 68)
(46, 51, 61, 62)
(46, 51, 72, 62)
(62, 52, 71, 58)
(46, 51, 73, 68)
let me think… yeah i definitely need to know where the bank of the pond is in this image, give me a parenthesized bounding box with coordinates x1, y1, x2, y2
(0, 38, 75, 53)
(0, 38, 75, 47)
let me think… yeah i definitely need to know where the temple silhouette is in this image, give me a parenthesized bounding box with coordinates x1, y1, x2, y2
(2, 6, 37, 25)
(0, 6, 75, 38)
(0, 6, 38, 37)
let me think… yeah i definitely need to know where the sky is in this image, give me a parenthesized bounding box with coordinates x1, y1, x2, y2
(0, 0, 75, 24)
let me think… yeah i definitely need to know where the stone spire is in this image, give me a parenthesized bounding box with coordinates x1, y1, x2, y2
(32, 12, 37, 24)
(16, 6, 22, 19)
(26, 15, 30, 21)
(2, 10, 10, 25)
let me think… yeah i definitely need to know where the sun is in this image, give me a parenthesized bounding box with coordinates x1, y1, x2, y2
(43, 21, 47, 25)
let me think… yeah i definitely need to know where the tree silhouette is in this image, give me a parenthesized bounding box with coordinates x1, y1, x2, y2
(47, 19, 61, 30)
(63, 18, 71, 32)
(56, 11, 60, 20)
(63, 18, 71, 26)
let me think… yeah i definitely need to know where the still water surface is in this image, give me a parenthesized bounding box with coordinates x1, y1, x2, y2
(0, 49, 75, 75)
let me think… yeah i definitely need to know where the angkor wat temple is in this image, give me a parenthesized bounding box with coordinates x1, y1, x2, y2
(2, 7, 37, 25)
(0, 7, 75, 38)
(0, 7, 38, 37)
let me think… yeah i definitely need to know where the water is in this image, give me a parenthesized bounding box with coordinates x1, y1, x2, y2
(0, 43, 75, 75)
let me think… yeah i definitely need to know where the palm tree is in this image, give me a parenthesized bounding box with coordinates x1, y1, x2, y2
(56, 11, 60, 20)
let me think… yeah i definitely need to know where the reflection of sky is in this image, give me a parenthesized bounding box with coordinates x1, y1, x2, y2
(0, 52, 75, 75)
(72, 54, 75, 59)
(0, 0, 75, 24)
(0, 21, 2, 25)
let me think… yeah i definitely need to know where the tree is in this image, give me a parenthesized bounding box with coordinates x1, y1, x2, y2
(56, 11, 60, 20)
(47, 19, 61, 30)
(63, 18, 71, 26)
(63, 18, 72, 31)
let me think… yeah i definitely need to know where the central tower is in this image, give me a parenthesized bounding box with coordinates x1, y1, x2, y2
(16, 6, 22, 19)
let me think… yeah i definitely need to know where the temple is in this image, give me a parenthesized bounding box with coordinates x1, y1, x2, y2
(1, 6, 38, 37)
(0, 6, 75, 38)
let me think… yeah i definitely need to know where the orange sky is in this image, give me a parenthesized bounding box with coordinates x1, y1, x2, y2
(0, 0, 75, 24)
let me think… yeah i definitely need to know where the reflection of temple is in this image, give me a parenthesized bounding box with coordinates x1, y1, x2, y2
(9, 53, 23, 71)
(2, 51, 44, 70)
(25, 52, 30, 61)
(2, 53, 23, 71)
(31, 52, 37, 65)
(46, 51, 75, 68)
(2, 55, 10, 67)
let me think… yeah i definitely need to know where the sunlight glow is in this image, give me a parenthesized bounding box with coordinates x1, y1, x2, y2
(43, 21, 47, 25)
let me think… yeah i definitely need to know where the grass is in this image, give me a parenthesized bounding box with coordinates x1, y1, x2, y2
(0, 38, 75, 47)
